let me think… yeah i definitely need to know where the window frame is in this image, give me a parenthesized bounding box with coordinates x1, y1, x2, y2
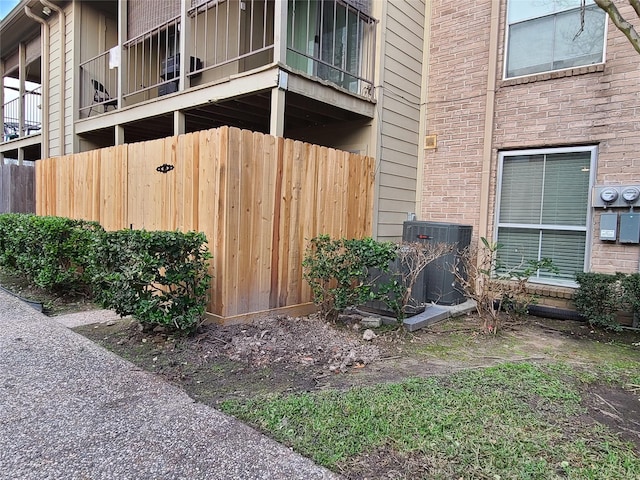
(494, 146, 597, 287)
(503, 0, 608, 80)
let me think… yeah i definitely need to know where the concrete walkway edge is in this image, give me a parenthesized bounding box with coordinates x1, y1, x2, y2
(0, 290, 341, 480)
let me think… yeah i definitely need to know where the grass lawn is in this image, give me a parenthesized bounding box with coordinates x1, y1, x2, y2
(221, 362, 640, 479)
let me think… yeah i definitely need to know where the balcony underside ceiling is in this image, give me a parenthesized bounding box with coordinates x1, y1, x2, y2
(0, 142, 41, 162)
(79, 89, 371, 146)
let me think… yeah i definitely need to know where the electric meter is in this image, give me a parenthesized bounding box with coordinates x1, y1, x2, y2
(600, 188, 619, 204)
(622, 187, 640, 204)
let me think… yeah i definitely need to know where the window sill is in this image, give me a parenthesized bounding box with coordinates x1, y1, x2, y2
(501, 63, 605, 87)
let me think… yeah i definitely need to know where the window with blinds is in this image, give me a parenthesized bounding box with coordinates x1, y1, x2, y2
(495, 147, 595, 284)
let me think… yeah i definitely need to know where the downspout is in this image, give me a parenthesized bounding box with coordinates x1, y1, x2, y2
(24, 6, 50, 160)
(478, 0, 501, 240)
(41, 0, 65, 155)
(416, 0, 433, 219)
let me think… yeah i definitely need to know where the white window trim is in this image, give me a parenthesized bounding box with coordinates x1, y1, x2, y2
(494, 145, 597, 287)
(503, 1, 608, 81)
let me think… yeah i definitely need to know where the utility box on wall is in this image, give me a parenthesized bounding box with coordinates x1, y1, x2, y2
(402, 221, 473, 305)
(620, 213, 640, 244)
(599, 213, 618, 241)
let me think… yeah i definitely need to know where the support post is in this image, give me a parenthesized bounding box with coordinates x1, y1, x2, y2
(18, 43, 26, 140)
(273, 0, 288, 65)
(179, 0, 190, 91)
(174, 110, 185, 136)
(115, 124, 125, 145)
(117, 0, 127, 109)
(270, 85, 285, 137)
(0, 60, 4, 146)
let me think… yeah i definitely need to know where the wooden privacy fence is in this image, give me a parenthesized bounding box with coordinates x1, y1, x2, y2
(1, 163, 35, 214)
(36, 126, 375, 322)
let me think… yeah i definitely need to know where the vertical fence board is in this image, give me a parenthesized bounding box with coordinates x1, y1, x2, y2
(260, 134, 277, 311)
(226, 127, 242, 316)
(300, 143, 318, 302)
(34, 126, 374, 321)
(15, 165, 33, 214)
(197, 129, 220, 314)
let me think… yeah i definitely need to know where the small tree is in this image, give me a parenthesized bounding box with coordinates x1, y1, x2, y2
(454, 238, 556, 334)
(383, 242, 452, 320)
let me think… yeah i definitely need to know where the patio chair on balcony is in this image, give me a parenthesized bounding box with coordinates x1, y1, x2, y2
(88, 79, 117, 116)
(3, 122, 19, 141)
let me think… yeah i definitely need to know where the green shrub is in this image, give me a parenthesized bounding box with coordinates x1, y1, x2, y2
(622, 273, 640, 323)
(302, 235, 398, 321)
(574, 272, 624, 331)
(91, 229, 212, 333)
(0, 213, 103, 293)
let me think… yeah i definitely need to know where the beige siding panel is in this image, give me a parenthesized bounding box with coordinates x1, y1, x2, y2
(386, 18, 423, 55)
(378, 185, 416, 203)
(384, 40, 422, 75)
(377, 223, 404, 239)
(376, 0, 425, 241)
(380, 173, 417, 190)
(64, 4, 74, 154)
(48, 15, 62, 156)
(380, 160, 417, 178)
(382, 109, 420, 134)
(380, 122, 419, 144)
(383, 57, 421, 89)
(380, 147, 420, 166)
(383, 70, 422, 101)
(380, 138, 419, 157)
(378, 210, 412, 224)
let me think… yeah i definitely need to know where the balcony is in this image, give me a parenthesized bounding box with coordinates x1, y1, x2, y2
(2, 85, 42, 142)
(286, 0, 376, 97)
(78, 0, 376, 117)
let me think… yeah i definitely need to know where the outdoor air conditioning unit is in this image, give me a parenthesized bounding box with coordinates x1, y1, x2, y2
(403, 221, 472, 305)
(160, 54, 203, 80)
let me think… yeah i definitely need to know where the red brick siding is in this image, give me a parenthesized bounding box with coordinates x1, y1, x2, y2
(422, 0, 640, 274)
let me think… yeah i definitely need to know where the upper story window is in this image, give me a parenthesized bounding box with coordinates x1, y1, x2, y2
(505, 0, 606, 79)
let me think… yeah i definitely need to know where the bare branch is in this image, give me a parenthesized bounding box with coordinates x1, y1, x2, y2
(595, 0, 640, 54)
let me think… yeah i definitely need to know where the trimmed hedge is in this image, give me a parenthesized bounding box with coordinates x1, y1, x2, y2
(0, 214, 211, 333)
(575, 272, 640, 331)
(91, 229, 211, 333)
(0, 213, 102, 293)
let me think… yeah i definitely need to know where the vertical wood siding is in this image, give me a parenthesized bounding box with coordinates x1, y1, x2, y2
(0, 164, 35, 214)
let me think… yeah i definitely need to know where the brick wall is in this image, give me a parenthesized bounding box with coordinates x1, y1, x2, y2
(421, 0, 492, 228)
(422, 0, 640, 275)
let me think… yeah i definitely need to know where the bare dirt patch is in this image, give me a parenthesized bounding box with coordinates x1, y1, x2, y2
(75, 312, 640, 401)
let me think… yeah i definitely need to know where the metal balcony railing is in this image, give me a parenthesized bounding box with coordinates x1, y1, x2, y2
(286, 0, 376, 98)
(79, 51, 118, 118)
(123, 15, 182, 100)
(2, 85, 42, 141)
(188, 0, 274, 80)
(76, 0, 375, 116)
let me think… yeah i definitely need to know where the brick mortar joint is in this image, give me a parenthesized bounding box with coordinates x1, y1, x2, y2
(499, 64, 605, 88)
(494, 280, 575, 299)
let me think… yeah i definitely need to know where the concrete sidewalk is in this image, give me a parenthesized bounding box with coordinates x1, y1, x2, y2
(0, 290, 340, 480)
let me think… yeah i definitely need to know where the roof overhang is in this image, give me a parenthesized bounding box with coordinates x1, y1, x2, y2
(0, 0, 58, 62)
